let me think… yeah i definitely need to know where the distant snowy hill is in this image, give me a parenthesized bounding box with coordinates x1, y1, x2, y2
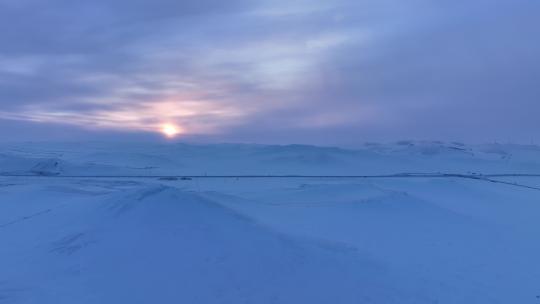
(1, 141, 540, 176)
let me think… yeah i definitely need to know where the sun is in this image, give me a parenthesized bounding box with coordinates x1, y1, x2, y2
(160, 123, 180, 138)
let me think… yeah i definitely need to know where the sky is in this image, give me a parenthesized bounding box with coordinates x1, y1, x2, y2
(0, 0, 539, 145)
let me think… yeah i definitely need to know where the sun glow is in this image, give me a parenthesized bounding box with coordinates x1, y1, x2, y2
(161, 123, 180, 138)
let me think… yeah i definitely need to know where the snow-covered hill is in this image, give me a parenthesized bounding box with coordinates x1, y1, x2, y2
(1, 141, 540, 176)
(1, 142, 540, 303)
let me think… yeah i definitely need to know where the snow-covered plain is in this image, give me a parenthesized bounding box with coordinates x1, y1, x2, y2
(1, 141, 540, 303)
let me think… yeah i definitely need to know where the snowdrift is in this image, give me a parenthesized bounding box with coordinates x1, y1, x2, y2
(0, 184, 419, 303)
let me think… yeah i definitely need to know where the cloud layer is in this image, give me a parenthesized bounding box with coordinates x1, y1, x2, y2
(1, 0, 539, 144)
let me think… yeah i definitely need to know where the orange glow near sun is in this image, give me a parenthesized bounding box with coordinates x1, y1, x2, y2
(161, 123, 181, 138)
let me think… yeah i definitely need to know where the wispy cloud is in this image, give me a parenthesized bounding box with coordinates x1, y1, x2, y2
(0, 0, 539, 143)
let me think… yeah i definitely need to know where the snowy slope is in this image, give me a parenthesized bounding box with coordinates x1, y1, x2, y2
(203, 178, 540, 303)
(0, 181, 420, 304)
(1, 142, 540, 303)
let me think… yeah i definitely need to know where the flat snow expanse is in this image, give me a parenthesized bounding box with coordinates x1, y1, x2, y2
(1, 141, 540, 303)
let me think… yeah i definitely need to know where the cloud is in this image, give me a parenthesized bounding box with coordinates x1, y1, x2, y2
(0, 0, 539, 143)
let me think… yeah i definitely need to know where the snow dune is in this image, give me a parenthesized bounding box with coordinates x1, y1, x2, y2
(1, 182, 419, 303)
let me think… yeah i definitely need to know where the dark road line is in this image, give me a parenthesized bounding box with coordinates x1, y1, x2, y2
(2, 172, 540, 191)
(1, 173, 540, 179)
